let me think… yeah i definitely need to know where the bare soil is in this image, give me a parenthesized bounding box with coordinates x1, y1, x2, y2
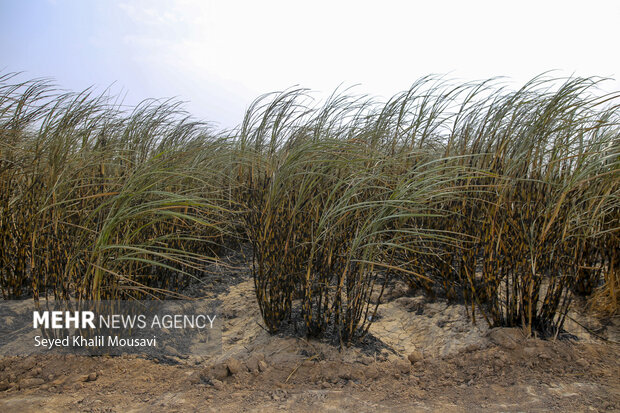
(1, 249, 618, 412)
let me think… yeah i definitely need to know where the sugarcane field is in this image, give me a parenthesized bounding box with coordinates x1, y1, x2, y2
(1, 1, 619, 412)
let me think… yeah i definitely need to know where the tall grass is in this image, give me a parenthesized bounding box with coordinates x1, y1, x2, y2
(1, 72, 617, 342)
(0, 73, 234, 301)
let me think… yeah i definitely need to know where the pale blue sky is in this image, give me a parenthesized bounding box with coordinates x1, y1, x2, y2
(2, 0, 619, 129)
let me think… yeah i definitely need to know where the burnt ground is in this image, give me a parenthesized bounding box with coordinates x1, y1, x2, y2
(1, 247, 618, 412)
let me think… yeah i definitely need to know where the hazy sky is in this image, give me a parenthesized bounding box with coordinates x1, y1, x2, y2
(1, 0, 619, 129)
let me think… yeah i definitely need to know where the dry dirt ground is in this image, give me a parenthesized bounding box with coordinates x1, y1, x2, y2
(1, 250, 618, 412)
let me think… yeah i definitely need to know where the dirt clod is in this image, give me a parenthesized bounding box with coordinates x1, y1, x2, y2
(226, 358, 243, 375)
(393, 359, 411, 375)
(19, 377, 45, 389)
(365, 365, 380, 380)
(407, 350, 423, 364)
(257, 360, 268, 372)
(487, 327, 523, 349)
(246, 355, 261, 372)
(202, 363, 228, 381)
